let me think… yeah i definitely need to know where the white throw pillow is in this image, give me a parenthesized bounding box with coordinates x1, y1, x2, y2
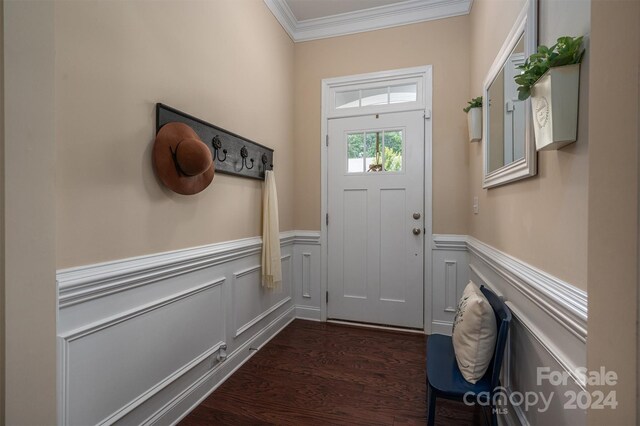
(451, 281, 498, 384)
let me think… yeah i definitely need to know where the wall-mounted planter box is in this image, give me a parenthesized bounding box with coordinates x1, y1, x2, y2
(530, 63, 580, 151)
(467, 107, 482, 143)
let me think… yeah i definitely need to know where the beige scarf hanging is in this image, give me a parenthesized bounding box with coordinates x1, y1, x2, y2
(261, 170, 282, 289)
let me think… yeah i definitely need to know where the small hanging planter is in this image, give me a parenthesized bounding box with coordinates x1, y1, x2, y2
(515, 36, 585, 151)
(530, 64, 581, 150)
(463, 97, 482, 143)
(467, 107, 482, 143)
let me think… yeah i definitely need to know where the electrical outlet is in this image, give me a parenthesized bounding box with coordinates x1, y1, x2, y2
(473, 196, 479, 214)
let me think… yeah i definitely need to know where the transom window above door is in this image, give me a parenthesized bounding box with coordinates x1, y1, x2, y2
(346, 129, 404, 174)
(327, 73, 426, 117)
(336, 84, 418, 110)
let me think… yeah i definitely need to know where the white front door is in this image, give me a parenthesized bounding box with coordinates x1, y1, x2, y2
(327, 110, 424, 329)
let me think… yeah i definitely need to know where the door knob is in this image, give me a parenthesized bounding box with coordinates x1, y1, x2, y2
(412, 228, 421, 235)
(413, 213, 421, 220)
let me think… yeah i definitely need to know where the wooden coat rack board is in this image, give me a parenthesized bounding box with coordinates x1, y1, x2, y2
(156, 103, 274, 180)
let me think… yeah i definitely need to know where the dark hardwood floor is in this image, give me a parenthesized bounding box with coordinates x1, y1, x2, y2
(180, 320, 483, 425)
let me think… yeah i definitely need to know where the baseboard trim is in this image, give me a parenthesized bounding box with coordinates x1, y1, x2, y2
(295, 305, 322, 321)
(148, 306, 296, 425)
(430, 320, 453, 335)
(100, 341, 225, 426)
(326, 319, 425, 334)
(498, 386, 530, 426)
(235, 296, 292, 338)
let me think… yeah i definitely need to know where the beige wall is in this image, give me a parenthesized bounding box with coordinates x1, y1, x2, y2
(468, 0, 590, 290)
(293, 17, 471, 234)
(7, 1, 638, 423)
(586, 0, 639, 423)
(55, 0, 295, 268)
(5, 0, 57, 423)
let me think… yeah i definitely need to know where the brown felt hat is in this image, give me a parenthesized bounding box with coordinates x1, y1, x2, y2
(153, 122, 214, 195)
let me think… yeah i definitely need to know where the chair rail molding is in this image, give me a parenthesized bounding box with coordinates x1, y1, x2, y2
(432, 233, 468, 251)
(432, 234, 587, 341)
(56, 231, 316, 308)
(465, 236, 587, 342)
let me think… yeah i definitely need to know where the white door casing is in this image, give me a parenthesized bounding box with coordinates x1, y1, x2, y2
(320, 65, 433, 332)
(327, 111, 425, 328)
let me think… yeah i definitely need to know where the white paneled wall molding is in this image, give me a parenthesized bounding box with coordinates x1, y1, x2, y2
(466, 236, 587, 342)
(431, 235, 469, 334)
(432, 234, 587, 340)
(432, 234, 587, 426)
(57, 231, 321, 426)
(58, 230, 586, 426)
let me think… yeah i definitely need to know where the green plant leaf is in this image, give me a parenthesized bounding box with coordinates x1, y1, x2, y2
(517, 86, 530, 101)
(462, 96, 482, 113)
(513, 35, 584, 98)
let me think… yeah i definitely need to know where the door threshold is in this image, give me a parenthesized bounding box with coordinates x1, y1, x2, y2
(326, 319, 424, 334)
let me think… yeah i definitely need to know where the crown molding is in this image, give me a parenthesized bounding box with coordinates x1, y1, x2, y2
(264, 0, 473, 42)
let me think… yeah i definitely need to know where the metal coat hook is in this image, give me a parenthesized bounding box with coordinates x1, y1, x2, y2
(157, 103, 273, 180)
(261, 154, 273, 170)
(212, 135, 227, 162)
(239, 146, 254, 171)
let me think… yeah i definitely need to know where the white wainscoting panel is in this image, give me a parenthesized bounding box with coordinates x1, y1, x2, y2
(60, 279, 225, 426)
(432, 234, 588, 426)
(444, 261, 458, 312)
(431, 235, 468, 334)
(302, 253, 311, 298)
(233, 255, 292, 338)
(293, 232, 322, 321)
(504, 306, 585, 426)
(57, 231, 321, 426)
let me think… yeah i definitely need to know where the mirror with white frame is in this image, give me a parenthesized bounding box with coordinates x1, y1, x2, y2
(483, 0, 537, 188)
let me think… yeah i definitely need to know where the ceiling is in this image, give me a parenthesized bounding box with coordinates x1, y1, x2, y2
(264, 0, 473, 42)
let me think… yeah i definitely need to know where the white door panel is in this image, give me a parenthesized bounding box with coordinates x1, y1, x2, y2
(327, 110, 424, 328)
